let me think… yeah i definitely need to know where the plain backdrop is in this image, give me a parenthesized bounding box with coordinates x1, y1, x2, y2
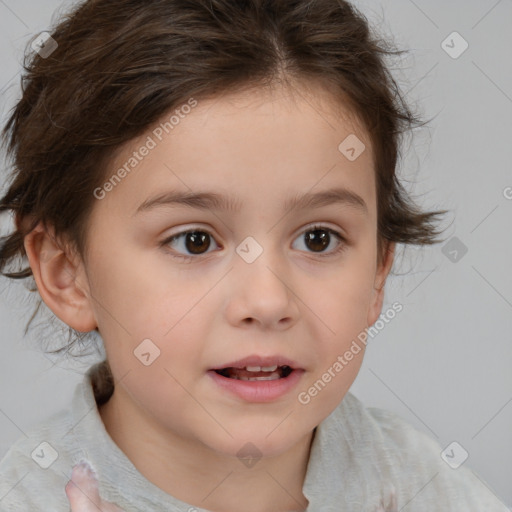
(0, 0, 511, 507)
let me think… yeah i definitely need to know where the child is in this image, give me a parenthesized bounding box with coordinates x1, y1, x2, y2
(0, 0, 508, 510)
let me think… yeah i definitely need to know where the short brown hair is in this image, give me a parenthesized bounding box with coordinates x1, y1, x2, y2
(0, 0, 447, 353)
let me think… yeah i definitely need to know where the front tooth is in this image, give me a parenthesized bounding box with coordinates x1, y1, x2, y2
(245, 366, 262, 372)
(262, 365, 278, 372)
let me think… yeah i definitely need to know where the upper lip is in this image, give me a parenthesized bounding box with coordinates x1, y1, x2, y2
(210, 355, 302, 371)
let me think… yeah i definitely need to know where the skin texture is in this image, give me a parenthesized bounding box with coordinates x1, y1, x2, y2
(24, 82, 395, 512)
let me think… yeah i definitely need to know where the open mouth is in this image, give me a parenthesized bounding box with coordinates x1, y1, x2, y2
(213, 365, 294, 381)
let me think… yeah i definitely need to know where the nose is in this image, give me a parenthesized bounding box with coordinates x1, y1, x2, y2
(223, 239, 300, 330)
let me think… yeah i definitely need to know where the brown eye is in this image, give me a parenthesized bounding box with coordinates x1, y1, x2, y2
(183, 231, 211, 254)
(292, 225, 346, 257)
(162, 229, 218, 260)
(305, 229, 330, 252)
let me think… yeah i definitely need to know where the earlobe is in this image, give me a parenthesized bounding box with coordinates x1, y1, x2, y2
(23, 222, 97, 333)
(367, 241, 396, 327)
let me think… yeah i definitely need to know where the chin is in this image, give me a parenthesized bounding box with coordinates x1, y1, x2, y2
(209, 425, 308, 462)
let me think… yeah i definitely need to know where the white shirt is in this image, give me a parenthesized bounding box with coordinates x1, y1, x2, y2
(0, 362, 509, 511)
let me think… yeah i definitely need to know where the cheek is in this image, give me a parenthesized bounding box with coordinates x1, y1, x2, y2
(88, 244, 209, 337)
(318, 253, 377, 337)
(89, 256, 214, 389)
(113, 362, 208, 439)
(301, 250, 375, 403)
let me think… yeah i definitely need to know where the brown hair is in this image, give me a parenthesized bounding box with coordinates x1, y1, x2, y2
(0, 0, 447, 355)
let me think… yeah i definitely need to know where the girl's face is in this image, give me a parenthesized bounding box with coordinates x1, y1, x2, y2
(77, 83, 393, 459)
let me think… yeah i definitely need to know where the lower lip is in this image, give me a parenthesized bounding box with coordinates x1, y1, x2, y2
(207, 369, 304, 402)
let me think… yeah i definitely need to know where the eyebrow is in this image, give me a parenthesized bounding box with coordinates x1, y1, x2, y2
(134, 186, 368, 216)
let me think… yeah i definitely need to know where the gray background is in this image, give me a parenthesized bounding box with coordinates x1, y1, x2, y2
(0, 0, 511, 507)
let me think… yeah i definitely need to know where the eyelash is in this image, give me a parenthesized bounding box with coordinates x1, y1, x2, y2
(160, 224, 347, 263)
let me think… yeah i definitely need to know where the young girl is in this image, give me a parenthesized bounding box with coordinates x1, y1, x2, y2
(0, 0, 508, 511)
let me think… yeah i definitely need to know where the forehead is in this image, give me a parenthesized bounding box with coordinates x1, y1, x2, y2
(97, 81, 376, 219)
(188, 80, 369, 149)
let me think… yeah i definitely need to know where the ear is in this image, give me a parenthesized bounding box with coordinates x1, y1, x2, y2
(23, 222, 97, 332)
(367, 240, 396, 327)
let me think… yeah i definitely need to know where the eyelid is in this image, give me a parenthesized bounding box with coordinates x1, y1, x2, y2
(295, 221, 347, 240)
(163, 221, 348, 241)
